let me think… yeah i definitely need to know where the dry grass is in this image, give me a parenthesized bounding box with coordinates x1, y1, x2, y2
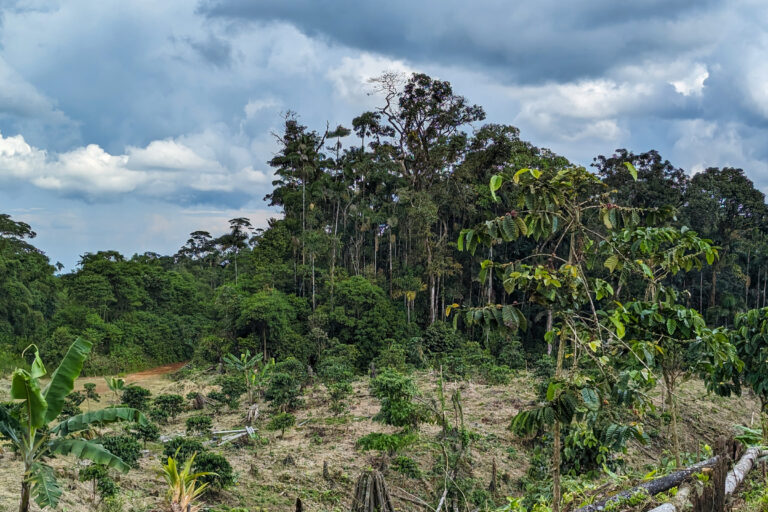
(0, 367, 760, 512)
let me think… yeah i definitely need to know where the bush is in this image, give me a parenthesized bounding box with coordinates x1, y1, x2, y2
(265, 372, 302, 412)
(129, 421, 160, 448)
(100, 435, 141, 468)
(355, 432, 417, 455)
(370, 370, 421, 428)
(480, 364, 512, 385)
(422, 322, 463, 354)
(496, 336, 526, 369)
(153, 394, 185, 419)
(317, 344, 358, 383)
(193, 451, 235, 491)
(79, 464, 118, 499)
(186, 414, 213, 435)
(149, 407, 169, 424)
(218, 375, 246, 408)
(373, 341, 409, 372)
(121, 386, 151, 411)
(62, 391, 85, 418)
(274, 356, 307, 383)
(267, 412, 295, 437)
(391, 455, 421, 478)
(328, 381, 353, 416)
(206, 390, 226, 414)
(163, 437, 205, 464)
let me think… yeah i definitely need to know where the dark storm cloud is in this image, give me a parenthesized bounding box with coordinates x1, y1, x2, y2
(198, 0, 719, 84)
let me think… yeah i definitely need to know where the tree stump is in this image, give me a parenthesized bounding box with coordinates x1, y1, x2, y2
(351, 469, 395, 512)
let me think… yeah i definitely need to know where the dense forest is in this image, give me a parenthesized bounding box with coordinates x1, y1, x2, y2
(3, 73, 767, 376)
(4, 72, 768, 512)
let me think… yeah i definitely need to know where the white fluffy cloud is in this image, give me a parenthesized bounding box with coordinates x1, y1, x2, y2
(0, 130, 272, 199)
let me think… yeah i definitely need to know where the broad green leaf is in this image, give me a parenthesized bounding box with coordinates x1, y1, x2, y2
(489, 175, 503, 201)
(666, 318, 677, 335)
(52, 407, 148, 437)
(29, 462, 62, 509)
(624, 161, 638, 181)
(457, 232, 464, 251)
(581, 388, 600, 411)
(44, 337, 92, 424)
(604, 254, 619, 273)
(530, 168, 542, 179)
(706, 250, 715, 265)
(10, 369, 47, 428)
(50, 439, 131, 473)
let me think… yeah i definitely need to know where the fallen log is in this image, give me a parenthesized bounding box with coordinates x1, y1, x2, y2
(646, 447, 765, 512)
(573, 456, 720, 512)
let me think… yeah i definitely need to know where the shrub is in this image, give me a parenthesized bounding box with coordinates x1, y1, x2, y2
(422, 322, 463, 354)
(373, 341, 409, 372)
(121, 386, 151, 411)
(317, 344, 358, 383)
(265, 372, 302, 412)
(149, 407, 170, 424)
(129, 421, 160, 448)
(267, 412, 296, 437)
(79, 464, 118, 499)
(193, 451, 235, 490)
(154, 394, 185, 419)
(274, 356, 307, 383)
(99, 435, 141, 468)
(62, 391, 85, 418)
(163, 437, 205, 464)
(206, 390, 226, 414)
(391, 455, 421, 478)
(355, 432, 417, 455)
(370, 370, 421, 428)
(186, 414, 213, 435)
(218, 374, 246, 408)
(328, 381, 353, 416)
(480, 364, 512, 385)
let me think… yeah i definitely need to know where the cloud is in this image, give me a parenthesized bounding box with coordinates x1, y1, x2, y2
(0, 130, 273, 202)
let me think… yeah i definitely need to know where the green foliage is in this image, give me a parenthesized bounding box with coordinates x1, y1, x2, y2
(186, 414, 213, 435)
(99, 435, 141, 468)
(391, 455, 421, 478)
(0, 338, 147, 512)
(153, 394, 185, 420)
(355, 432, 417, 455)
(193, 451, 235, 491)
(328, 381, 353, 416)
(370, 369, 422, 428)
(79, 465, 118, 499)
(163, 437, 206, 464)
(265, 372, 302, 412)
(218, 374, 246, 408)
(267, 412, 296, 437)
(121, 386, 151, 411)
(129, 420, 160, 448)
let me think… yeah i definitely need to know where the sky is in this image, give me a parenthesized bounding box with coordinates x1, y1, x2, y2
(1, 0, 767, 269)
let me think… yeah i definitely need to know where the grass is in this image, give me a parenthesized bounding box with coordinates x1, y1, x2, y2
(0, 365, 761, 512)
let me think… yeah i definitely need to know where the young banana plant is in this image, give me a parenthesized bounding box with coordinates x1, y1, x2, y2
(0, 337, 148, 512)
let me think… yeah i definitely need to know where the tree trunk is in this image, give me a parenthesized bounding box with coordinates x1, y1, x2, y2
(19, 480, 30, 512)
(552, 328, 566, 512)
(709, 268, 717, 309)
(574, 455, 721, 512)
(664, 372, 681, 468)
(262, 326, 267, 361)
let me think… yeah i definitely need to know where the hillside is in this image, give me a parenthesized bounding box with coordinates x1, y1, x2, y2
(0, 365, 758, 512)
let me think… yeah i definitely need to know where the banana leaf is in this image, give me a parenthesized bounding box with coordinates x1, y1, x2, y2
(49, 438, 131, 473)
(43, 337, 93, 424)
(52, 407, 147, 436)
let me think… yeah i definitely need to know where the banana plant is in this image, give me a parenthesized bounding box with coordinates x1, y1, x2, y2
(105, 376, 126, 404)
(223, 349, 263, 405)
(0, 338, 148, 512)
(160, 451, 212, 512)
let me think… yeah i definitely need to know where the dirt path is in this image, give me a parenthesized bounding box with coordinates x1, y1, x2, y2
(81, 361, 189, 394)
